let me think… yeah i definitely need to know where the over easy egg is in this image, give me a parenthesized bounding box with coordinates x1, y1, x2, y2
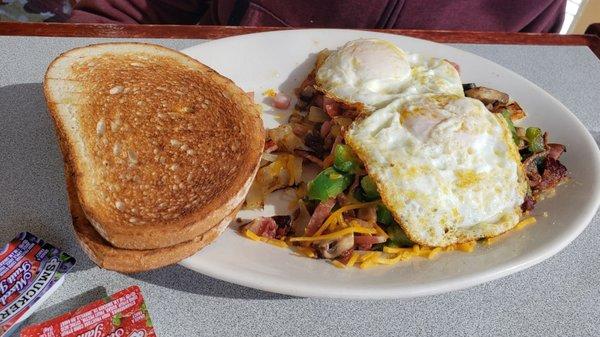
(315, 39, 463, 111)
(345, 94, 527, 246)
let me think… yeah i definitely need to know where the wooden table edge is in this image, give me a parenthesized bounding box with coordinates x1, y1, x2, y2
(1, 22, 599, 59)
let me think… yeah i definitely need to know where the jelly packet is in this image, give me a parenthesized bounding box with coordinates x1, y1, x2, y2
(21, 286, 156, 337)
(0, 232, 75, 336)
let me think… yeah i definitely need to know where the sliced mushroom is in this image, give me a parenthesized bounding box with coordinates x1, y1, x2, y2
(317, 234, 355, 259)
(462, 83, 477, 91)
(465, 86, 509, 106)
(492, 101, 526, 121)
(291, 200, 311, 236)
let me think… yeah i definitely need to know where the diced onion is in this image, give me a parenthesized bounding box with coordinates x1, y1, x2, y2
(308, 106, 329, 123)
(273, 93, 291, 109)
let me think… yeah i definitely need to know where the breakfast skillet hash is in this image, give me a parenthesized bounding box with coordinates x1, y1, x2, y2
(241, 39, 568, 269)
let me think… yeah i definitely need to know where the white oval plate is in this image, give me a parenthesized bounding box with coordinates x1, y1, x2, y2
(179, 29, 600, 299)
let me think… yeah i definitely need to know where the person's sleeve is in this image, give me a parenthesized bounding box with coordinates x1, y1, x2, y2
(67, 0, 209, 24)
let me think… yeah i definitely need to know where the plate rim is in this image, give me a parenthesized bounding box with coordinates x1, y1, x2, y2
(178, 28, 600, 299)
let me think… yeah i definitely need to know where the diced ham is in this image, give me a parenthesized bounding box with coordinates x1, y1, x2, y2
(320, 120, 332, 138)
(354, 235, 387, 251)
(244, 217, 277, 239)
(305, 199, 336, 236)
(323, 96, 341, 117)
(273, 93, 291, 109)
(538, 158, 568, 191)
(547, 143, 566, 160)
(246, 91, 254, 100)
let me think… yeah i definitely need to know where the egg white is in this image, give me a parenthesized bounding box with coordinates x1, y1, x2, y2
(345, 95, 527, 246)
(315, 39, 463, 111)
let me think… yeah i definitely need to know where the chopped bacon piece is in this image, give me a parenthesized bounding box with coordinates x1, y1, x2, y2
(323, 96, 341, 117)
(547, 143, 566, 160)
(273, 93, 291, 109)
(305, 199, 336, 236)
(244, 217, 277, 238)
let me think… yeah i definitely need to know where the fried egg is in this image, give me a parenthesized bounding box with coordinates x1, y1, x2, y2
(345, 95, 527, 246)
(315, 39, 463, 111)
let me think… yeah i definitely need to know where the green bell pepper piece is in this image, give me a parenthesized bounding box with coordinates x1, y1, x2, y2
(526, 127, 545, 153)
(376, 204, 394, 226)
(333, 144, 361, 173)
(307, 167, 353, 201)
(385, 223, 413, 248)
(501, 110, 519, 145)
(360, 175, 380, 200)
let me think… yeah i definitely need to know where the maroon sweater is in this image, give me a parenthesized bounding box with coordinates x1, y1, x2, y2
(68, 0, 566, 33)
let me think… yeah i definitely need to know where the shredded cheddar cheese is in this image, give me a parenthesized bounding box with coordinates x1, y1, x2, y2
(291, 226, 377, 242)
(359, 259, 375, 269)
(241, 204, 534, 269)
(263, 88, 277, 97)
(331, 260, 346, 269)
(377, 253, 405, 265)
(428, 247, 442, 259)
(484, 236, 501, 245)
(358, 251, 378, 263)
(312, 201, 379, 237)
(514, 216, 536, 230)
(261, 238, 288, 248)
(455, 241, 476, 252)
(293, 246, 317, 258)
(243, 229, 261, 241)
(346, 252, 359, 267)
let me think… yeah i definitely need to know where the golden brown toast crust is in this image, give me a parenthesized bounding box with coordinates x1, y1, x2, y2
(65, 167, 238, 273)
(44, 43, 263, 249)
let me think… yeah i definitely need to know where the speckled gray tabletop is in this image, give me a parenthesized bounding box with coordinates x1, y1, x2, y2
(1, 36, 599, 337)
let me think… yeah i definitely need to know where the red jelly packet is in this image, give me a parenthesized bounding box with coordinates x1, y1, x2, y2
(21, 286, 156, 337)
(1, 232, 75, 337)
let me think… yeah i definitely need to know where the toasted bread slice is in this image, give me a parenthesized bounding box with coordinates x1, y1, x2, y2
(45, 43, 263, 249)
(65, 169, 237, 273)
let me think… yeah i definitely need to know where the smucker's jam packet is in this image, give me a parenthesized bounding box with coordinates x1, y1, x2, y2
(0, 232, 75, 337)
(21, 286, 156, 337)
